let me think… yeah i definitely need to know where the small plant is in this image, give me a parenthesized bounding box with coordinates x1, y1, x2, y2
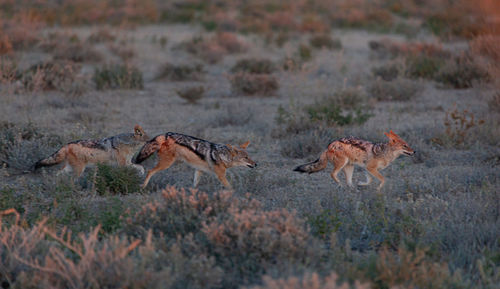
(176, 86, 205, 104)
(309, 34, 342, 50)
(53, 42, 102, 63)
(21, 60, 82, 93)
(231, 58, 276, 74)
(372, 63, 401, 81)
(307, 209, 342, 239)
(156, 62, 204, 81)
(93, 64, 143, 90)
(94, 163, 142, 195)
(229, 72, 279, 96)
(444, 107, 484, 145)
(435, 54, 490, 88)
(369, 78, 421, 101)
(405, 54, 444, 79)
(298, 44, 313, 61)
(432, 106, 485, 147)
(488, 93, 500, 113)
(87, 28, 116, 43)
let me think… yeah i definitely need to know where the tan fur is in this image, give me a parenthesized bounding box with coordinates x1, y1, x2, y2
(34, 125, 149, 177)
(136, 133, 257, 189)
(294, 130, 415, 190)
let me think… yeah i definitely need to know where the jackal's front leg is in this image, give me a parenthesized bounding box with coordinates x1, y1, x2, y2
(214, 166, 232, 189)
(193, 170, 202, 187)
(366, 166, 385, 190)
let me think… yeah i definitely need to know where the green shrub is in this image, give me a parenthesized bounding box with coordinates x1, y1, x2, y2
(93, 64, 143, 90)
(369, 78, 421, 101)
(298, 44, 313, 61)
(229, 72, 279, 96)
(176, 86, 205, 104)
(95, 163, 142, 194)
(306, 88, 372, 126)
(156, 62, 204, 81)
(406, 54, 444, 79)
(231, 58, 276, 74)
(372, 63, 400, 81)
(309, 34, 342, 50)
(435, 55, 490, 88)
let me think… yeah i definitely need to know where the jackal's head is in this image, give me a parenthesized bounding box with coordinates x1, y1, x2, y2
(384, 130, 415, 156)
(227, 141, 257, 168)
(133, 125, 149, 142)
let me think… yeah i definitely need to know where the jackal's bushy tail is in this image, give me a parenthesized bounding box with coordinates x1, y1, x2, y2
(293, 150, 328, 174)
(134, 137, 161, 164)
(33, 147, 67, 170)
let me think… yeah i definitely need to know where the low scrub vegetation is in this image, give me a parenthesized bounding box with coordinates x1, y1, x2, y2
(229, 72, 279, 96)
(435, 54, 490, 88)
(156, 62, 204, 81)
(231, 58, 276, 74)
(93, 64, 143, 90)
(95, 163, 142, 195)
(369, 78, 421, 101)
(176, 86, 205, 104)
(309, 34, 342, 50)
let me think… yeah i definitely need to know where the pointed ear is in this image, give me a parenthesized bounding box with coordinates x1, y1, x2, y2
(226, 144, 233, 150)
(134, 124, 144, 136)
(384, 131, 392, 139)
(240, 141, 250, 149)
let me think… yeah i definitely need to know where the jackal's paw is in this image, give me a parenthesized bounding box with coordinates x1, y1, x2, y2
(134, 165, 145, 175)
(358, 181, 370, 186)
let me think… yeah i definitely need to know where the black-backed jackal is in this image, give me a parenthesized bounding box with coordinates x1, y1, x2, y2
(294, 130, 415, 190)
(33, 125, 149, 177)
(134, 132, 257, 189)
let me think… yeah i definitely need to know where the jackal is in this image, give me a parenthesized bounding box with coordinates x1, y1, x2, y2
(294, 130, 415, 190)
(134, 132, 257, 189)
(33, 125, 149, 176)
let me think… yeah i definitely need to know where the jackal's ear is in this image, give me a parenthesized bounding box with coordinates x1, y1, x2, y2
(134, 124, 144, 136)
(240, 141, 250, 149)
(384, 131, 392, 139)
(226, 144, 233, 150)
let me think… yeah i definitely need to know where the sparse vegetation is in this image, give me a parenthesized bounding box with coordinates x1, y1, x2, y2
(157, 62, 204, 81)
(435, 54, 490, 88)
(309, 34, 342, 50)
(176, 86, 205, 104)
(93, 64, 143, 90)
(231, 58, 276, 74)
(95, 163, 142, 195)
(369, 78, 421, 101)
(229, 72, 279, 96)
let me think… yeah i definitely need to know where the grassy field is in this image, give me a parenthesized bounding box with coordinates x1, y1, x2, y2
(1, 0, 499, 288)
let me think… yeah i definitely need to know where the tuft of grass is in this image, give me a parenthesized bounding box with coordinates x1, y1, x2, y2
(435, 54, 490, 89)
(231, 58, 276, 74)
(306, 88, 372, 126)
(87, 28, 116, 43)
(372, 63, 401, 81)
(156, 62, 204, 81)
(405, 54, 444, 79)
(94, 163, 142, 195)
(369, 78, 421, 102)
(93, 64, 143, 90)
(176, 86, 205, 104)
(229, 72, 279, 96)
(309, 34, 342, 50)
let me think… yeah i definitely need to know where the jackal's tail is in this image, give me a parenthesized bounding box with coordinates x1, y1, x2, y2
(33, 147, 67, 171)
(293, 150, 328, 174)
(134, 136, 162, 164)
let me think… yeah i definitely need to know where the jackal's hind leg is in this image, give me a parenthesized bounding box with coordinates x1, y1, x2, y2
(358, 171, 372, 186)
(330, 157, 348, 186)
(343, 164, 354, 187)
(193, 170, 202, 187)
(56, 163, 72, 176)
